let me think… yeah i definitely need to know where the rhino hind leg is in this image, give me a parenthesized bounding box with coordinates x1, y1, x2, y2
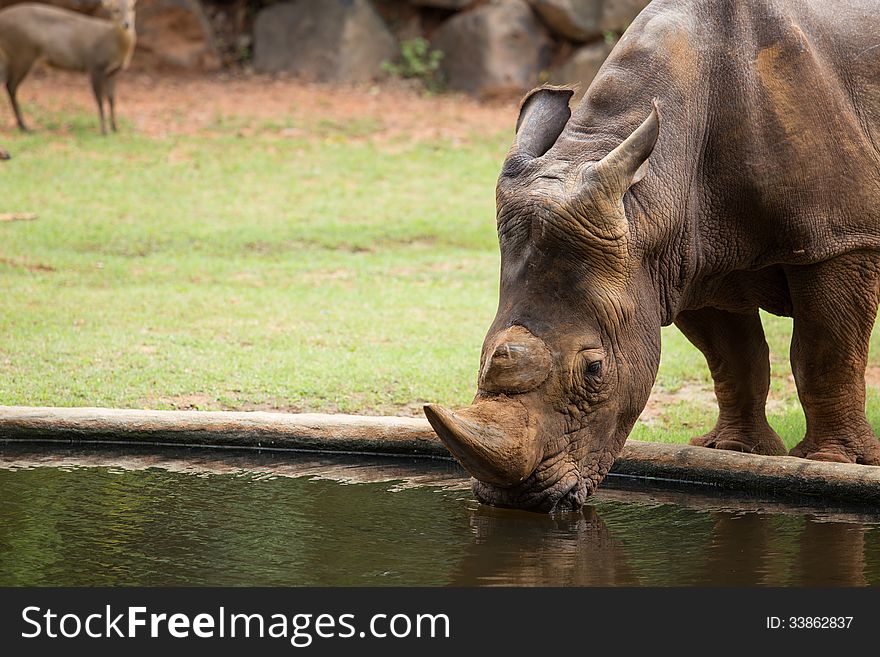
(786, 253, 880, 466)
(675, 307, 787, 456)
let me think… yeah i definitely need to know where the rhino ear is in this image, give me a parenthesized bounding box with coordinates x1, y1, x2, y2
(593, 100, 660, 197)
(513, 86, 574, 159)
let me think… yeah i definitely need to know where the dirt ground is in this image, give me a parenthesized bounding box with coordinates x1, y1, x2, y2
(8, 68, 516, 141)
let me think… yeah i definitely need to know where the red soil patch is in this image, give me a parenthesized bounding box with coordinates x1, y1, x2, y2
(7, 68, 516, 142)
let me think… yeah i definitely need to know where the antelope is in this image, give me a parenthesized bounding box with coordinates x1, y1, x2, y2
(0, 0, 137, 134)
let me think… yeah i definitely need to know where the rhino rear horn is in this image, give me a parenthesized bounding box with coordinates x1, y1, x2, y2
(593, 100, 661, 196)
(513, 86, 575, 159)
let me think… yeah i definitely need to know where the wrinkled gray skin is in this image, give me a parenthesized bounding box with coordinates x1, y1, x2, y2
(425, 0, 880, 512)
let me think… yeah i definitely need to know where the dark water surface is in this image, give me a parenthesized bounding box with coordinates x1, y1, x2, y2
(1, 447, 879, 586)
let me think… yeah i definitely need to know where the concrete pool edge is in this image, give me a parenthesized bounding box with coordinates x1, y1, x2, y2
(1, 405, 878, 504)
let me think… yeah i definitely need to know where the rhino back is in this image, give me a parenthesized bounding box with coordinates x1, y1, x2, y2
(559, 0, 880, 271)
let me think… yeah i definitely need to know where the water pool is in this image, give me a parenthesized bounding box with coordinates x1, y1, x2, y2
(1, 447, 878, 586)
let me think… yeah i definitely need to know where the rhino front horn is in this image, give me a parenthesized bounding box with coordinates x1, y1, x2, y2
(423, 400, 541, 487)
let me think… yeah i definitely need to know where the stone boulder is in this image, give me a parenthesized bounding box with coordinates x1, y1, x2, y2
(527, 0, 650, 42)
(432, 0, 552, 98)
(135, 0, 220, 70)
(550, 40, 612, 95)
(253, 0, 397, 83)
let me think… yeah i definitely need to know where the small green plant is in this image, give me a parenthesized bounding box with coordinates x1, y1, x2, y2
(382, 37, 445, 93)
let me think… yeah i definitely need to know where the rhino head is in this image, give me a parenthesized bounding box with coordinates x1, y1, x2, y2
(425, 87, 663, 512)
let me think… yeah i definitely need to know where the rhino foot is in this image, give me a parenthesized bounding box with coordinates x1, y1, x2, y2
(690, 426, 787, 456)
(789, 435, 880, 466)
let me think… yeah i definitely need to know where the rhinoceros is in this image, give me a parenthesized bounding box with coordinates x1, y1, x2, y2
(424, 0, 880, 512)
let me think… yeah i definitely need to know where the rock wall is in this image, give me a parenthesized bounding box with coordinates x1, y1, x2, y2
(0, 0, 653, 94)
(246, 0, 652, 94)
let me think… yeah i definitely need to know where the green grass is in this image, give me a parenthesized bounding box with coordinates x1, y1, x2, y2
(3, 106, 880, 448)
(0, 111, 504, 415)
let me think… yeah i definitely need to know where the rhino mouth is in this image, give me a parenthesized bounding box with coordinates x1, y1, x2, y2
(470, 454, 593, 513)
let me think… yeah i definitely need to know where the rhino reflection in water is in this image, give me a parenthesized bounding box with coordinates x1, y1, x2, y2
(451, 506, 640, 586)
(451, 505, 871, 586)
(425, 0, 880, 511)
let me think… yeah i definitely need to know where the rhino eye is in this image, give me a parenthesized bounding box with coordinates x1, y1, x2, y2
(587, 360, 602, 376)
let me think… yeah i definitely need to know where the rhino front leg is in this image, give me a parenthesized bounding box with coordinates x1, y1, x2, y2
(786, 253, 880, 465)
(675, 307, 787, 455)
